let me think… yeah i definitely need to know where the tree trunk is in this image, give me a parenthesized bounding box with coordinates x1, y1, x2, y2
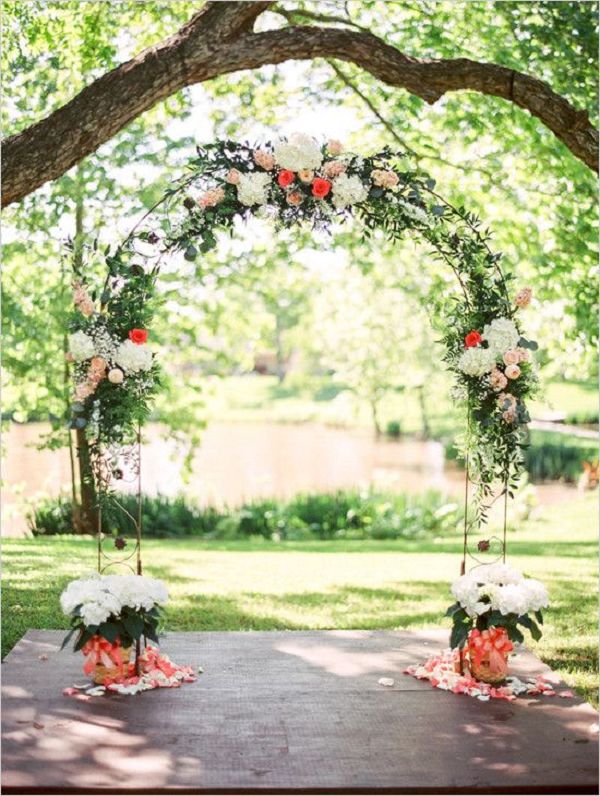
(370, 398, 383, 437)
(75, 428, 98, 534)
(274, 313, 286, 384)
(72, 166, 99, 534)
(2, 1, 597, 207)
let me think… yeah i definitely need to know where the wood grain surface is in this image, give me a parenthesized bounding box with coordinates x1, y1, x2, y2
(2, 629, 598, 794)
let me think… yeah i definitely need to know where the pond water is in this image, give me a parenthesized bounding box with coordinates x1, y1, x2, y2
(2, 421, 575, 536)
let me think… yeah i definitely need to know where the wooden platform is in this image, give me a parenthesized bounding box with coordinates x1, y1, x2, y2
(2, 629, 598, 794)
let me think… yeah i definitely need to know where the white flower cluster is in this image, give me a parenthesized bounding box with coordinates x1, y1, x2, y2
(91, 326, 119, 361)
(69, 331, 95, 362)
(331, 173, 369, 209)
(273, 132, 323, 172)
(115, 339, 153, 374)
(451, 563, 548, 619)
(237, 172, 271, 207)
(60, 573, 169, 628)
(397, 197, 430, 225)
(483, 318, 520, 358)
(458, 346, 496, 377)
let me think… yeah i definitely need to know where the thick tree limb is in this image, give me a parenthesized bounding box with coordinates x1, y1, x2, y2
(3, 7, 597, 206)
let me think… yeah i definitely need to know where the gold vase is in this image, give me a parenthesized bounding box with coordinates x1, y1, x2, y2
(93, 645, 132, 685)
(469, 648, 509, 685)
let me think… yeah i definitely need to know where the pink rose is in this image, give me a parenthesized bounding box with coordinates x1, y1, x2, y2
(503, 349, 520, 366)
(226, 169, 241, 185)
(502, 408, 517, 423)
(490, 368, 508, 391)
(505, 364, 521, 380)
(90, 356, 107, 373)
(497, 392, 517, 411)
(253, 150, 275, 171)
(516, 347, 530, 363)
(327, 139, 343, 156)
(323, 160, 346, 179)
(515, 287, 532, 308)
(75, 382, 94, 401)
(286, 190, 303, 206)
(198, 187, 225, 208)
(79, 299, 95, 317)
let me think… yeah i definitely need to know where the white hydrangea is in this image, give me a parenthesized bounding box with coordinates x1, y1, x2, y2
(115, 339, 153, 374)
(458, 347, 496, 377)
(237, 172, 271, 207)
(451, 565, 548, 619)
(60, 574, 169, 627)
(68, 330, 95, 362)
(331, 173, 369, 209)
(273, 132, 323, 171)
(482, 317, 520, 357)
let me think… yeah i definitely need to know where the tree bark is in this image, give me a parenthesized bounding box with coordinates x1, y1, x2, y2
(3, 2, 597, 207)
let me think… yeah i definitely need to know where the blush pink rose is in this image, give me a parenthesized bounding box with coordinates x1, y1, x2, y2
(515, 287, 532, 308)
(505, 364, 521, 380)
(503, 349, 520, 366)
(327, 139, 343, 156)
(253, 150, 275, 171)
(226, 169, 241, 185)
(490, 368, 508, 391)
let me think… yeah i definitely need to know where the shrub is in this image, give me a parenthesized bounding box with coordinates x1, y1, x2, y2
(28, 490, 462, 541)
(386, 420, 402, 438)
(444, 430, 598, 483)
(565, 410, 599, 426)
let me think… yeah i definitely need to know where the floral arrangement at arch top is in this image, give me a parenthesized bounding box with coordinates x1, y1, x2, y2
(67, 132, 539, 525)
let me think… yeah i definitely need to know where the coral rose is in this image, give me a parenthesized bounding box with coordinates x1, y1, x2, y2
(298, 169, 314, 183)
(464, 330, 482, 348)
(129, 328, 148, 345)
(277, 170, 295, 188)
(312, 178, 332, 199)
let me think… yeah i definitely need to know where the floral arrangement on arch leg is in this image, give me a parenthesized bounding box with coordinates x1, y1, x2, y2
(446, 562, 549, 683)
(60, 574, 196, 695)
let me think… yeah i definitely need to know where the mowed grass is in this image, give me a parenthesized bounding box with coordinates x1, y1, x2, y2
(2, 494, 597, 705)
(206, 374, 597, 435)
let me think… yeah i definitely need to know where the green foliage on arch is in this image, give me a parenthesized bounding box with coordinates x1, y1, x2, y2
(66, 135, 538, 522)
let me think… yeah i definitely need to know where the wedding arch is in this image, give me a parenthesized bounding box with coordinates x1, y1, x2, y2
(65, 133, 538, 578)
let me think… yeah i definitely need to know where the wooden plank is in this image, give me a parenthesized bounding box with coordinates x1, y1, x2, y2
(2, 630, 598, 794)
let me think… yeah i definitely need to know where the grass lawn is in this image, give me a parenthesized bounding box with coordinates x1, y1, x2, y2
(3, 493, 597, 705)
(205, 374, 597, 436)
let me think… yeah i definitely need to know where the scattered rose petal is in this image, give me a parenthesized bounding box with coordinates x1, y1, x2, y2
(33, 722, 44, 730)
(62, 687, 78, 697)
(558, 690, 575, 698)
(197, 666, 204, 674)
(378, 677, 395, 687)
(590, 723, 599, 734)
(38, 654, 49, 661)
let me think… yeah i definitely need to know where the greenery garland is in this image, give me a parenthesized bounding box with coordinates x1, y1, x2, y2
(66, 133, 538, 525)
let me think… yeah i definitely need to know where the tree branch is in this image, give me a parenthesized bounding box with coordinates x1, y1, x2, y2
(3, 10, 597, 206)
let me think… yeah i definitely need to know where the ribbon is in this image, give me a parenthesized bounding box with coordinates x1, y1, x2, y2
(81, 635, 125, 677)
(467, 627, 513, 674)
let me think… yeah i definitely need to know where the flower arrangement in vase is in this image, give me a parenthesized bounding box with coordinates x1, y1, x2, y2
(446, 563, 548, 684)
(60, 574, 168, 684)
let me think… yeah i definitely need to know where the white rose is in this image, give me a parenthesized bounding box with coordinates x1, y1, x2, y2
(68, 330, 95, 362)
